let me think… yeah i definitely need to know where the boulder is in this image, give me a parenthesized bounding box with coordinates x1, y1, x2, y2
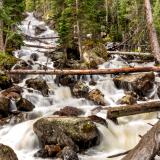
(33, 11, 43, 20)
(6, 92, 22, 102)
(117, 92, 137, 105)
(16, 98, 35, 112)
(55, 75, 76, 87)
(58, 146, 79, 160)
(30, 53, 39, 61)
(113, 72, 155, 96)
(53, 106, 84, 117)
(0, 71, 12, 90)
(0, 96, 10, 117)
(34, 144, 61, 158)
(35, 24, 47, 35)
(72, 81, 89, 98)
(87, 89, 106, 106)
(33, 117, 100, 151)
(1, 86, 23, 96)
(0, 144, 18, 160)
(25, 78, 49, 96)
(83, 43, 109, 68)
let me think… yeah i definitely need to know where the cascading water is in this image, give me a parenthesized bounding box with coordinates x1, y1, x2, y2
(0, 12, 159, 160)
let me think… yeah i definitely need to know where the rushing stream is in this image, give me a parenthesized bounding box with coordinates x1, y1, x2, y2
(0, 12, 159, 160)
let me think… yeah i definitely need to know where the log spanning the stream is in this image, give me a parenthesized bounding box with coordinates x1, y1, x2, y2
(107, 51, 153, 58)
(7, 66, 160, 75)
(24, 43, 55, 49)
(121, 121, 160, 160)
(107, 101, 160, 121)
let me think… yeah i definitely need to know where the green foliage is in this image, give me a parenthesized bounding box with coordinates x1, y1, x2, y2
(0, 52, 18, 70)
(0, 0, 25, 52)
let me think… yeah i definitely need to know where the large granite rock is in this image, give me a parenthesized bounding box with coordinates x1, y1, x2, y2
(33, 117, 100, 158)
(0, 96, 10, 117)
(25, 78, 49, 96)
(113, 72, 155, 96)
(0, 144, 18, 160)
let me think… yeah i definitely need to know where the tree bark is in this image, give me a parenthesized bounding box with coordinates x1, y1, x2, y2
(108, 51, 153, 58)
(0, 0, 4, 52)
(76, 0, 83, 61)
(121, 121, 160, 160)
(145, 0, 160, 63)
(7, 66, 160, 75)
(107, 101, 160, 121)
(24, 43, 55, 49)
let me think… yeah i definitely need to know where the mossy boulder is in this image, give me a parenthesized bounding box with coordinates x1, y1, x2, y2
(0, 71, 12, 90)
(25, 78, 49, 96)
(87, 89, 106, 106)
(0, 52, 17, 70)
(0, 144, 18, 160)
(0, 96, 10, 117)
(83, 43, 109, 68)
(113, 72, 155, 96)
(33, 117, 100, 151)
(53, 106, 84, 117)
(72, 81, 89, 98)
(16, 98, 35, 112)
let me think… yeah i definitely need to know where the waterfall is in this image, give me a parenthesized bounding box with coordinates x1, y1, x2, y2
(0, 12, 158, 160)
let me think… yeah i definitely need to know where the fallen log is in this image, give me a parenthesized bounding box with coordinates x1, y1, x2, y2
(145, 0, 160, 63)
(6, 66, 160, 75)
(22, 33, 59, 40)
(121, 121, 160, 160)
(24, 43, 55, 49)
(107, 51, 153, 58)
(107, 101, 160, 121)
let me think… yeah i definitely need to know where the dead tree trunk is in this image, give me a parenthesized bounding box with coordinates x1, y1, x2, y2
(108, 51, 153, 58)
(7, 66, 160, 75)
(121, 121, 160, 160)
(0, 0, 4, 52)
(145, 0, 160, 63)
(76, 0, 83, 61)
(107, 101, 160, 121)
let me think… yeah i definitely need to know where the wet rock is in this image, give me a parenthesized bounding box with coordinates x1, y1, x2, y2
(72, 81, 89, 98)
(89, 80, 97, 86)
(88, 115, 108, 127)
(87, 89, 106, 106)
(30, 53, 39, 61)
(16, 98, 35, 112)
(33, 117, 100, 151)
(26, 78, 49, 96)
(83, 43, 109, 68)
(1, 86, 23, 96)
(113, 72, 155, 96)
(35, 24, 47, 35)
(0, 144, 18, 160)
(5, 92, 22, 102)
(58, 146, 79, 160)
(55, 75, 76, 87)
(117, 91, 137, 105)
(0, 96, 10, 117)
(33, 11, 43, 20)
(0, 71, 12, 90)
(53, 106, 84, 117)
(35, 145, 62, 158)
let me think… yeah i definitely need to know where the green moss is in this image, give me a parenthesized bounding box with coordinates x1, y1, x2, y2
(0, 52, 18, 70)
(81, 122, 95, 133)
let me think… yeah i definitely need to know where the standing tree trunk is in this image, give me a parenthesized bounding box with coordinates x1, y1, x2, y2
(76, 0, 83, 61)
(145, 0, 160, 63)
(0, 0, 4, 52)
